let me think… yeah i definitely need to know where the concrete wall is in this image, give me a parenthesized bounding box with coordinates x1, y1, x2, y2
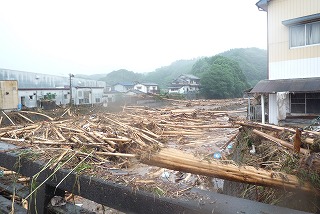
(19, 89, 69, 108)
(114, 84, 128, 93)
(19, 87, 104, 108)
(0, 81, 18, 110)
(74, 88, 103, 105)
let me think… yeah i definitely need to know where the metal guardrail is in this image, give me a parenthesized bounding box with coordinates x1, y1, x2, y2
(0, 142, 313, 214)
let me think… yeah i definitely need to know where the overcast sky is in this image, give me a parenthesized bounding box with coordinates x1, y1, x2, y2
(0, 0, 267, 76)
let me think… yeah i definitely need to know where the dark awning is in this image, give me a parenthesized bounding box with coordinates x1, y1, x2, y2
(250, 78, 320, 93)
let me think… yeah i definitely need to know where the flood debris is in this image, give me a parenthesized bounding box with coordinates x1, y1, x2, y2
(0, 98, 319, 212)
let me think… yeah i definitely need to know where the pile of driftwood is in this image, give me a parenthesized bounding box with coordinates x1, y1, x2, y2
(0, 102, 319, 194)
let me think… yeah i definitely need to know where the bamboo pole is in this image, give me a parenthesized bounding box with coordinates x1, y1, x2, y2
(141, 148, 314, 192)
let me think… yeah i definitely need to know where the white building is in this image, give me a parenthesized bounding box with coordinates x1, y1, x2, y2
(168, 74, 200, 94)
(252, 0, 320, 125)
(0, 68, 107, 108)
(134, 83, 159, 94)
(113, 82, 135, 93)
(18, 86, 104, 108)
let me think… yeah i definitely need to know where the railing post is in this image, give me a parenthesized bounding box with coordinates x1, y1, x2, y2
(29, 183, 65, 214)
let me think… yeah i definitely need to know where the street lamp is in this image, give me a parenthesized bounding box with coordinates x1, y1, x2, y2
(69, 73, 74, 107)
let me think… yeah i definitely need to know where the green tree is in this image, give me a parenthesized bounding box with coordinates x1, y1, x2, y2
(219, 48, 267, 86)
(99, 69, 144, 85)
(192, 56, 249, 99)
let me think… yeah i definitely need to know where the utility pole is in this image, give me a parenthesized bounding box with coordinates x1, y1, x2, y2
(69, 73, 74, 107)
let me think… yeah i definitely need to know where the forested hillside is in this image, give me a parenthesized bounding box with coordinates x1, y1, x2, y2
(94, 48, 266, 95)
(219, 48, 267, 86)
(191, 56, 249, 99)
(142, 59, 198, 88)
(99, 69, 144, 85)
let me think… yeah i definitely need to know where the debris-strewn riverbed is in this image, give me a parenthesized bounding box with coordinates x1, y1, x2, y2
(0, 98, 319, 213)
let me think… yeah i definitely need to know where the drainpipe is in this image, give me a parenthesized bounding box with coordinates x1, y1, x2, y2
(261, 94, 265, 124)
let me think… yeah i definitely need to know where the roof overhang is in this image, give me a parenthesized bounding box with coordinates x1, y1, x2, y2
(282, 13, 320, 26)
(250, 78, 320, 94)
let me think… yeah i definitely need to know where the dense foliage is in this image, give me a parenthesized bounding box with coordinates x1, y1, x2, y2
(219, 48, 267, 86)
(142, 59, 198, 88)
(192, 56, 249, 99)
(99, 69, 144, 85)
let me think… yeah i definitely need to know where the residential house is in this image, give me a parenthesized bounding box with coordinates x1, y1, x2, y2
(113, 82, 135, 93)
(134, 83, 159, 94)
(251, 0, 320, 125)
(168, 74, 200, 94)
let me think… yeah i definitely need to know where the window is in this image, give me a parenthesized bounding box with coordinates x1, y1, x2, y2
(64, 94, 68, 99)
(290, 93, 320, 114)
(95, 98, 101, 103)
(290, 21, 320, 48)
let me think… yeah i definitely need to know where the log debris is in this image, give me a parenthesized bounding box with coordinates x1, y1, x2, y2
(141, 148, 314, 192)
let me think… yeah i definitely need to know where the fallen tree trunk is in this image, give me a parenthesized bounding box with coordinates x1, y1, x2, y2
(141, 148, 315, 192)
(252, 129, 310, 155)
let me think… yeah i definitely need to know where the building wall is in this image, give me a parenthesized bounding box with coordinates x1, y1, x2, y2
(268, 0, 320, 80)
(114, 84, 127, 92)
(0, 69, 106, 88)
(19, 89, 69, 108)
(134, 84, 148, 93)
(19, 88, 103, 108)
(268, 94, 278, 124)
(0, 81, 18, 109)
(146, 85, 158, 93)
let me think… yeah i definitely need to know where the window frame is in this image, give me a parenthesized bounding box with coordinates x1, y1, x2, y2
(289, 21, 320, 48)
(290, 93, 320, 114)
